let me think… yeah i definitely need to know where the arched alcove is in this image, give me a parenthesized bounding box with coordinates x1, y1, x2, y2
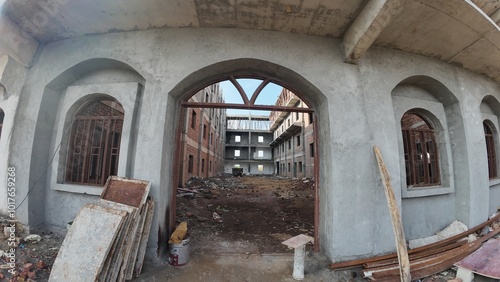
(28, 58, 144, 228)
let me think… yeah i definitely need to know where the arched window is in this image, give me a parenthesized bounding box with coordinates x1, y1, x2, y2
(484, 122, 497, 179)
(401, 112, 440, 187)
(65, 99, 124, 185)
(0, 109, 4, 140)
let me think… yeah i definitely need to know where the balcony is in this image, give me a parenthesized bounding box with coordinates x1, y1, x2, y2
(269, 122, 301, 147)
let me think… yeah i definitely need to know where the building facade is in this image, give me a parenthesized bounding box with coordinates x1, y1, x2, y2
(224, 115, 274, 175)
(179, 84, 226, 186)
(269, 89, 315, 178)
(1, 0, 500, 264)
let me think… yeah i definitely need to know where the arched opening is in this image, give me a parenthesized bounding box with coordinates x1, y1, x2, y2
(64, 98, 125, 186)
(162, 59, 327, 257)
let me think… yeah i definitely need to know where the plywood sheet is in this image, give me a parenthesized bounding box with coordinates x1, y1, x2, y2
(100, 176, 150, 208)
(455, 239, 500, 279)
(282, 234, 314, 249)
(49, 204, 127, 282)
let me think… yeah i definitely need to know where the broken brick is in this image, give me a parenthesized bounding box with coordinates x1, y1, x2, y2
(36, 260, 47, 269)
(22, 263, 33, 272)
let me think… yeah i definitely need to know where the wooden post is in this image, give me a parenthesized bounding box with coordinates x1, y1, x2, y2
(373, 145, 411, 282)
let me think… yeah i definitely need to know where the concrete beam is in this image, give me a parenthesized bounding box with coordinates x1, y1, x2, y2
(342, 0, 404, 64)
(0, 13, 39, 67)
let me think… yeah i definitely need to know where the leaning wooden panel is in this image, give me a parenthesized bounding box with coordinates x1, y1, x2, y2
(101, 176, 151, 208)
(455, 238, 500, 279)
(124, 202, 149, 280)
(133, 199, 155, 278)
(49, 204, 127, 282)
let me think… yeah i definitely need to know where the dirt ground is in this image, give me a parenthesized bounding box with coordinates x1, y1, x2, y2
(176, 175, 316, 254)
(0, 175, 471, 281)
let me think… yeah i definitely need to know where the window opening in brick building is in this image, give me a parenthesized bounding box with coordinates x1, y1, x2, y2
(484, 122, 497, 179)
(188, 155, 194, 173)
(235, 135, 241, 142)
(258, 136, 264, 142)
(65, 99, 124, 185)
(299, 161, 302, 173)
(401, 112, 440, 187)
(235, 150, 240, 157)
(297, 135, 300, 146)
(258, 150, 264, 157)
(201, 158, 205, 173)
(191, 110, 197, 129)
(310, 143, 314, 157)
(258, 165, 264, 172)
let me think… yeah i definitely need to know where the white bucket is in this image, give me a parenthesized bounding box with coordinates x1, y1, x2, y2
(169, 235, 190, 266)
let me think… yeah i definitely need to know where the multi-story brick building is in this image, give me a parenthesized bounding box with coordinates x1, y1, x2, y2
(224, 115, 274, 175)
(179, 83, 226, 186)
(270, 89, 314, 178)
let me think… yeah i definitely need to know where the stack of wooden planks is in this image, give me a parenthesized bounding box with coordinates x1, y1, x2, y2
(330, 211, 500, 281)
(50, 176, 154, 282)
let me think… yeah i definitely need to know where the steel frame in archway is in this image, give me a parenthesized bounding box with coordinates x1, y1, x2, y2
(170, 76, 321, 253)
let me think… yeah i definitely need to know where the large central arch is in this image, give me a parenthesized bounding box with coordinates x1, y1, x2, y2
(158, 58, 330, 255)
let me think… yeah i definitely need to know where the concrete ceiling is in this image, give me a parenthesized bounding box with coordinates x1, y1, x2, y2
(2, 0, 500, 83)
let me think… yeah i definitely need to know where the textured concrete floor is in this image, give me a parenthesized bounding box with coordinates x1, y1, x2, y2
(133, 252, 364, 282)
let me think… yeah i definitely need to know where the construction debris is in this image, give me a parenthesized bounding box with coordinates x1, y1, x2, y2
(169, 222, 188, 244)
(455, 238, 500, 281)
(50, 176, 154, 282)
(409, 220, 468, 249)
(330, 210, 500, 281)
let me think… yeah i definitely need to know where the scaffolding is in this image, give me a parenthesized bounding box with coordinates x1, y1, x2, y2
(226, 115, 270, 131)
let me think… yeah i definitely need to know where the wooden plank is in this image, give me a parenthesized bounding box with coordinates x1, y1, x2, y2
(124, 202, 149, 280)
(373, 145, 411, 282)
(330, 212, 500, 270)
(49, 204, 127, 282)
(101, 176, 151, 208)
(133, 199, 155, 278)
(455, 238, 500, 279)
(96, 201, 137, 281)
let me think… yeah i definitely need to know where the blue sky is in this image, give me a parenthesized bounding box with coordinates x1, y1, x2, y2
(220, 78, 283, 116)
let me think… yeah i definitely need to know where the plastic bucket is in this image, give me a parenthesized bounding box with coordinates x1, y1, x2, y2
(169, 235, 190, 266)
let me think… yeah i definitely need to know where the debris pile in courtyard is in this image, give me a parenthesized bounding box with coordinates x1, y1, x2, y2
(49, 176, 154, 282)
(176, 175, 316, 254)
(330, 209, 500, 281)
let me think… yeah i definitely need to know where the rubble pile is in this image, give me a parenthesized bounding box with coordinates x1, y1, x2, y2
(0, 217, 61, 282)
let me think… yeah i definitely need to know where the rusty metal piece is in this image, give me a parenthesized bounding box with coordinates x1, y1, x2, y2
(100, 176, 151, 208)
(367, 227, 500, 280)
(363, 239, 467, 269)
(330, 212, 500, 270)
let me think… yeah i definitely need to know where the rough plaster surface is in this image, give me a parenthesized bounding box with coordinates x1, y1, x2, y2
(2, 27, 500, 262)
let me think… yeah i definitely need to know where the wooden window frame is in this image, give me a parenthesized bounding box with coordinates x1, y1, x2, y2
(484, 122, 497, 179)
(401, 113, 440, 187)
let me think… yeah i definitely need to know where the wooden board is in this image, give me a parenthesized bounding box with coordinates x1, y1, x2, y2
(124, 202, 149, 280)
(133, 199, 155, 278)
(373, 145, 411, 282)
(100, 176, 151, 208)
(49, 204, 127, 282)
(455, 239, 500, 279)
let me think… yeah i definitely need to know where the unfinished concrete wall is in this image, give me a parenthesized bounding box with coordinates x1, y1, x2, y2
(0, 55, 26, 215)
(6, 27, 500, 262)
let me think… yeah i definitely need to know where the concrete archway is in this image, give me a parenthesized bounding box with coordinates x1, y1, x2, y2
(158, 58, 330, 255)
